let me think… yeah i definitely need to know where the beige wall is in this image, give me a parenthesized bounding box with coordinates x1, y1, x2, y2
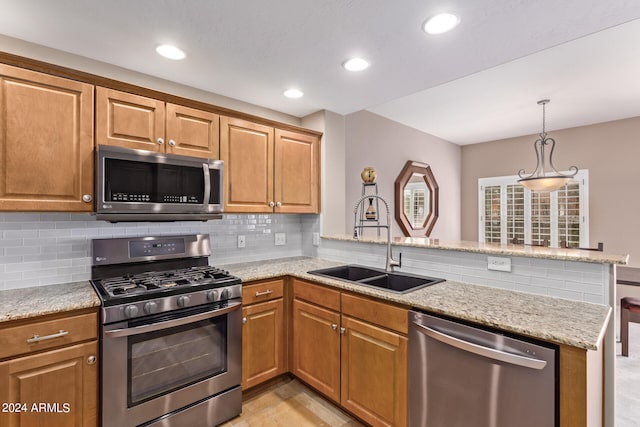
(345, 111, 461, 240)
(461, 116, 640, 266)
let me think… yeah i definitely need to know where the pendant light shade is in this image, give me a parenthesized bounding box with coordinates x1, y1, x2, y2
(518, 99, 578, 192)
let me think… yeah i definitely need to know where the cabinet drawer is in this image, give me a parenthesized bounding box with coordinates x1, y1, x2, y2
(0, 312, 98, 360)
(292, 279, 340, 312)
(341, 293, 408, 335)
(242, 279, 284, 305)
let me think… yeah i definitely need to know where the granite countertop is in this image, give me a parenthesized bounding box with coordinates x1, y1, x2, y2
(223, 256, 611, 351)
(0, 281, 101, 324)
(322, 235, 629, 265)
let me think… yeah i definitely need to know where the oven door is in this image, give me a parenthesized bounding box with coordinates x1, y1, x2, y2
(101, 301, 241, 427)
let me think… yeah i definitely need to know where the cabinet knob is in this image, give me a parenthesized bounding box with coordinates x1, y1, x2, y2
(269, 201, 275, 208)
(340, 327, 346, 334)
(242, 317, 247, 325)
(331, 323, 338, 331)
(168, 139, 176, 147)
(82, 194, 92, 203)
(157, 137, 165, 145)
(87, 355, 96, 365)
(276, 201, 282, 208)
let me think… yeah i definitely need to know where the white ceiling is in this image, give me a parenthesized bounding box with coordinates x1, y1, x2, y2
(1, 0, 640, 144)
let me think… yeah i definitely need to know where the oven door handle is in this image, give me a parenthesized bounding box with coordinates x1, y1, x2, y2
(104, 301, 241, 338)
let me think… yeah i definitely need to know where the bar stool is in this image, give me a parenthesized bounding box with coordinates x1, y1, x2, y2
(621, 296, 640, 356)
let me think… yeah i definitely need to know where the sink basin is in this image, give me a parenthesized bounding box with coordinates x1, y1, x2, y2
(307, 264, 444, 294)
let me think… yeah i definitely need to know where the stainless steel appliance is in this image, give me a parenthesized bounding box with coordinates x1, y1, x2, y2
(90, 234, 242, 427)
(409, 310, 558, 427)
(96, 145, 224, 222)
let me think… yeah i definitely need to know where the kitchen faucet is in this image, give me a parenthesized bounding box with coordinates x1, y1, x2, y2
(353, 194, 402, 272)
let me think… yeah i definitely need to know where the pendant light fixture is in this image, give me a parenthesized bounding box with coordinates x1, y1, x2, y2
(518, 99, 578, 191)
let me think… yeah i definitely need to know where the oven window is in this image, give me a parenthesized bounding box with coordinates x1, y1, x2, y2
(127, 316, 227, 406)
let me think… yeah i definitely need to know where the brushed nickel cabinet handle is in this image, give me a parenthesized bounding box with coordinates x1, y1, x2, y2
(340, 327, 346, 334)
(27, 330, 69, 343)
(168, 139, 176, 147)
(276, 201, 282, 208)
(82, 194, 92, 203)
(157, 137, 165, 145)
(255, 289, 273, 297)
(331, 323, 338, 331)
(269, 201, 275, 208)
(87, 355, 96, 365)
(242, 317, 247, 325)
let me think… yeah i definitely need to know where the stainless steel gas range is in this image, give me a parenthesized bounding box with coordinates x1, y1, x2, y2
(90, 234, 242, 427)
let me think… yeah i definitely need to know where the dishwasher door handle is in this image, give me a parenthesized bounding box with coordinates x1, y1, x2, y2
(412, 321, 547, 370)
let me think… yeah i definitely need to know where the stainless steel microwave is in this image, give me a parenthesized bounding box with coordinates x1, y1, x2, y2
(95, 146, 223, 222)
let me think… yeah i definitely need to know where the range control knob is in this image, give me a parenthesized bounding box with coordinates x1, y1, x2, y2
(177, 295, 191, 308)
(206, 290, 219, 302)
(220, 289, 230, 300)
(123, 305, 139, 318)
(143, 301, 158, 314)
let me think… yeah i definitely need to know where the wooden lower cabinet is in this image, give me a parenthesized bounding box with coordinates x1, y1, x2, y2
(290, 279, 408, 426)
(291, 298, 341, 402)
(242, 299, 286, 389)
(341, 316, 408, 427)
(0, 340, 98, 427)
(242, 279, 286, 390)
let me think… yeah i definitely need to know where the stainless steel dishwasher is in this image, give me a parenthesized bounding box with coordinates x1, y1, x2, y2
(408, 310, 558, 427)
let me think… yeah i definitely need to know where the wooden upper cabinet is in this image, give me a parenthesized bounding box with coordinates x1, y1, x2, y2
(95, 87, 165, 152)
(96, 87, 219, 159)
(165, 103, 219, 158)
(0, 64, 94, 212)
(274, 129, 319, 213)
(220, 116, 274, 212)
(220, 116, 320, 213)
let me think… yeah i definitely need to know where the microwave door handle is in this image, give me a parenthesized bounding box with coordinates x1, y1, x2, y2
(202, 163, 211, 207)
(104, 301, 241, 338)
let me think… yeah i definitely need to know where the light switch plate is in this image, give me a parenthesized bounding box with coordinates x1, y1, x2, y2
(488, 256, 511, 272)
(312, 232, 320, 246)
(237, 235, 245, 248)
(275, 233, 286, 246)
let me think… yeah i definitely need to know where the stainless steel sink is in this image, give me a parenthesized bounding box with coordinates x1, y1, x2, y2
(307, 265, 444, 294)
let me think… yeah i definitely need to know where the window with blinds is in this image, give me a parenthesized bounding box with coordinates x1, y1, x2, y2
(478, 171, 588, 248)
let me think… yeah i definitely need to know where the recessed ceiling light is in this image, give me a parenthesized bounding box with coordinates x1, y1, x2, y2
(155, 44, 186, 60)
(343, 58, 369, 72)
(283, 89, 304, 98)
(423, 13, 460, 35)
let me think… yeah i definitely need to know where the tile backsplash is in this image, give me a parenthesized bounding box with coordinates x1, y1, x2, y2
(0, 213, 317, 290)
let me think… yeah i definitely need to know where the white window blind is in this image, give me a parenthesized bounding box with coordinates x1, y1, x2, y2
(478, 170, 589, 248)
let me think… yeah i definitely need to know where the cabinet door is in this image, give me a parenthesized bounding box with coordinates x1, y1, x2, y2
(292, 298, 341, 402)
(95, 87, 165, 152)
(0, 64, 94, 212)
(0, 340, 98, 427)
(220, 116, 274, 212)
(242, 298, 285, 390)
(166, 103, 219, 159)
(341, 316, 408, 427)
(274, 129, 319, 213)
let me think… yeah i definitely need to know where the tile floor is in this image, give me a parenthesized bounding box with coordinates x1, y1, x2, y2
(220, 377, 363, 427)
(616, 322, 640, 427)
(222, 324, 639, 426)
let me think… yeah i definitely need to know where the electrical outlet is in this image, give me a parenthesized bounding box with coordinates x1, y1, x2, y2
(487, 256, 511, 272)
(312, 232, 320, 246)
(275, 233, 286, 246)
(237, 235, 245, 248)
